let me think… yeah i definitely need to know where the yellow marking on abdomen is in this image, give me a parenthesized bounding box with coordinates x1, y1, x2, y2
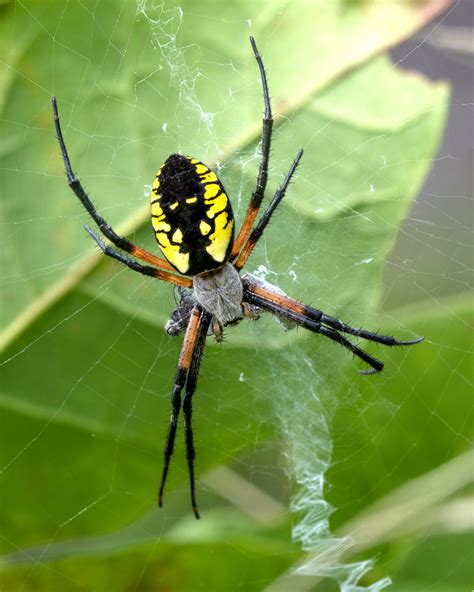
(186, 197, 197, 204)
(151, 201, 163, 217)
(170, 202, 179, 210)
(200, 220, 211, 236)
(156, 232, 189, 274)
(206, 213, 233, 263)
(172, 228, 183, 244)
(204, 183, 220, 200)
(199, 171, 217, 183)
(206, 192, 228, 218)
(195, 163, 208, 175)
(152, 219, 171, 232)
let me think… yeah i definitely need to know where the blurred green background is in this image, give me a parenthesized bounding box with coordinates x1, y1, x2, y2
(0, 1, 472, 591)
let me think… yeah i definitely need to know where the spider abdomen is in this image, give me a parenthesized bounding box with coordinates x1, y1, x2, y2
(150, 154, 234, 276)
(193, 263, 243, 326)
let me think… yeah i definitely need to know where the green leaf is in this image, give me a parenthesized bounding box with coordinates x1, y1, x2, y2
(391, 533, 474, 591)
(328, 293, 473, 528)
(0, 0, 452, 340)
(0, 511, 299, 592)
(237, 296, 472, 592)
(2, 296, 470, 591)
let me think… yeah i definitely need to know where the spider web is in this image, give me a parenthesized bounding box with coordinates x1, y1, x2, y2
(0, 1, 472, 591)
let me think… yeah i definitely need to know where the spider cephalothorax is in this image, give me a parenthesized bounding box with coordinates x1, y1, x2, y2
(53, 36, 423, 519)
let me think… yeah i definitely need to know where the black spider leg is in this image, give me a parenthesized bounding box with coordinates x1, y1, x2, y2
(158, 307, 201, 511)
(85, 226, 192, 287)
(158, 306, 210, 518)
(52, 97, 174, 272)
(242, 289, 385, 374)
(234, 148, 304, 270)
(182, 309, 212, 519)
(232, 36, 274, 257)
(302, 307, 424, 347)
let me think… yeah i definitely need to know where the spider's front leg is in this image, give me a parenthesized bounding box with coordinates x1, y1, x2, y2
(52, 98, 177, 274)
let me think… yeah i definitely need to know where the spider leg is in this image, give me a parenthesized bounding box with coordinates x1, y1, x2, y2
(244, 275, 423, 347)
(231, 36, 273, 257)
(242, 276, 423, 373)
(303, 310, 424, 347)
(243, 287, 383, 373)
(182, 310, 212, 518)
(52, 97, 175, 272)
(158, 306, 207, 514)
(86, 226, 192, 287)
(234, 149, 304, 270)
(244, 288, 384, 373)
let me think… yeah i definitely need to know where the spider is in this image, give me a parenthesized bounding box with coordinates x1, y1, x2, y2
(52, 37, 423, 519)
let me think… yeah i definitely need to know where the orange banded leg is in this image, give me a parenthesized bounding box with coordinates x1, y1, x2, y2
(52, 97, 174, 273)
(123, 245, 175, 271)
(234, 149, 303, 271)
(232, 37, 273, 258)
(86, 226, 192, 288)
(242, 275, 423, 374)
(182, 308, 212, 518)
(242, 274, 306, 316)
(158, 306, 210, 517)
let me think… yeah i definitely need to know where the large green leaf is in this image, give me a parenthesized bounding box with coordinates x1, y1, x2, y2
(1, 295, 470, 591)
(0, 0, 452, 340)
(230, 295, 473, 592)
(0, 0, 460, 590)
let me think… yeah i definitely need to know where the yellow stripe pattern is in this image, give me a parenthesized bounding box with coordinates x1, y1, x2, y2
(150, 155, 234, 275)
(190, 157, 233, 266)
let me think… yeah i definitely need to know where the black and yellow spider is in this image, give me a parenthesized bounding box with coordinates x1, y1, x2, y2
(53, 37, 422, 519)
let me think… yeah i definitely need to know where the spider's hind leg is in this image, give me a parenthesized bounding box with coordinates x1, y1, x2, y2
(242, 274, 423, 374)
